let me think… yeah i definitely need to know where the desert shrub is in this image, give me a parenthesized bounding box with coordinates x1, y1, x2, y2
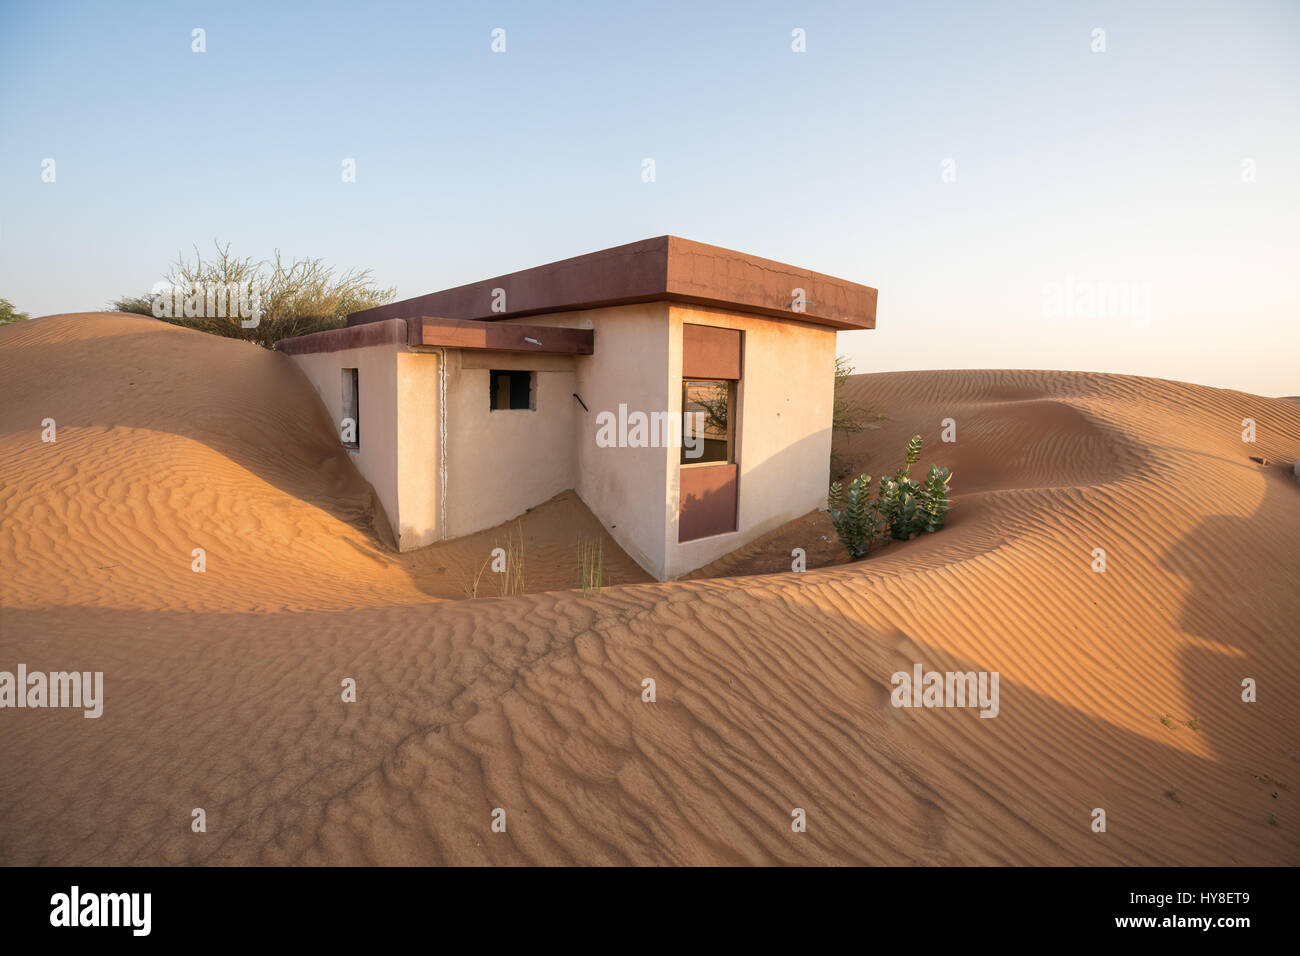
(917, 464, 952, 534)
(0, 298, 30, 326)
(109, 295, 154, 316)
(110, 241, 396, 348)
(877, 435, 922, 539)
(830, 355, 877, 480)
(833, 354, 872, 434)
(828, 473, 881, 559)
(829, 435, 953, 559)
(877, 475, 918, 540)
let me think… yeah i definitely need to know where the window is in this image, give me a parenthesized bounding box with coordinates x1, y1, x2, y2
(490, 370, 534, 410)
(341, 368, 359, 449)
(681, 379, 733, 464)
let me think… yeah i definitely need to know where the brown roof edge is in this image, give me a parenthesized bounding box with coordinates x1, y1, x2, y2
(412, 316, 593, 354)
(348, 236, 876, 332)
(273, 315, 595, 355)
(275, 317, 409, 355)
(664, 237, 877, 331)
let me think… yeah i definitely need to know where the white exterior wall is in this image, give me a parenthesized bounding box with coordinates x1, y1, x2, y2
(287, 343, 441, 551)
(286, 302, 835, 578)
(509, 302, 834, 580)
(439, 348, 579, 538)
(505, 304, 672, 576)
(663, 304, 836, 578)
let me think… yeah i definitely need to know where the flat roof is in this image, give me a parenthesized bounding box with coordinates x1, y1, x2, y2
(347, 236, 877, 332)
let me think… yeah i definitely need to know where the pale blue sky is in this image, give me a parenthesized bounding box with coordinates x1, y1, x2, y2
(2, 0, 1296, 394)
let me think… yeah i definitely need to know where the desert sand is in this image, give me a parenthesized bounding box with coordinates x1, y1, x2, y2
(1, 312, 1296, 865)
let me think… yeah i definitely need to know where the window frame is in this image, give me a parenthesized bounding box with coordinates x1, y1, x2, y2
(341, 367, 360, 450)
(489, 369, 536, 412)
(680, 377, 736, 467)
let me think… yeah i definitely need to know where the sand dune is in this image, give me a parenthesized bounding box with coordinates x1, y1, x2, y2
(0, 314, 648, 612)
(1, 313, 1297, 865)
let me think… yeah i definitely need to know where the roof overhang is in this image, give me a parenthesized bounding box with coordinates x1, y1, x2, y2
(347, 236, 877, 332)
(274, 316, 593, 355)
(410, 316, 593, 353)
(275, 318, 408, 355)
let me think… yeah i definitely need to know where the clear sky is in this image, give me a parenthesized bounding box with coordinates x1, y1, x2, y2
(2, 0, 1296, 395)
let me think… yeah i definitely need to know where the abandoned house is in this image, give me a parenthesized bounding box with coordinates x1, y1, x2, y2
(276, 236, 877, 580)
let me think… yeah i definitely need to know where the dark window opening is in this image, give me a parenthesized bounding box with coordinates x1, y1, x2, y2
(681, 379, 733, 464)
(341, 367, 359, 449)
(490, 370, 534, 410)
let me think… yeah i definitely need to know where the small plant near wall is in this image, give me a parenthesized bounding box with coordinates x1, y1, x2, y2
(827, 474, 881, 559)
(828, 435, 953, 560)
(577, 536, 605, 595)
(496, 522, 526, 597)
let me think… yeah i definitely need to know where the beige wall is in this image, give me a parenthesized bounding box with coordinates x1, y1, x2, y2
(505, 305, 673, 576)
(394, 351, 441, 549)
(439, 348, 579, 538)
(288, 344, 441, 551)
(287, 302, 835, 577)
(517, 302, 833, 580)
(664, 305, 836, 578)
(290, 343, 401, 539)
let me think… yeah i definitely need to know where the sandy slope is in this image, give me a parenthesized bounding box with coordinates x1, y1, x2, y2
(1, 313, 1297, 865)
(0, 314, 648, 612)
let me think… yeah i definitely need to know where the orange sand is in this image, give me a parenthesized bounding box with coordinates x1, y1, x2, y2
(1, 313, 1296, 865)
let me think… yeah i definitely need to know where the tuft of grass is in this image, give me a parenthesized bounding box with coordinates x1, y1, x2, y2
(496, 521, 526, 597)
(450, 550, 492, 599)
(1160, 713, 1177, 729)
(1268, 813, 1280, 827)
(577, 536, 605, 596)
(1185, 716, 1201, 732)
(1164, 788, 1182, 804)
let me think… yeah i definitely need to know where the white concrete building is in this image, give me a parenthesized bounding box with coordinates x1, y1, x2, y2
(277, 236, 877, 580)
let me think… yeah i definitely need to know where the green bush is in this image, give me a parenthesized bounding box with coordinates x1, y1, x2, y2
(876, 435, 922, 539)
(828, 473, 881, 559)
(109, 295, 153, 316)
(829, 435, 953, 559)
(110, 242, 396, 348)
(0, 298, 31, 326)
(917, 464, 952, 534)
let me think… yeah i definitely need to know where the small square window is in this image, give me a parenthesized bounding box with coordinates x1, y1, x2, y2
(341, 368, 359, 449)
(490, 370, 534, 410)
